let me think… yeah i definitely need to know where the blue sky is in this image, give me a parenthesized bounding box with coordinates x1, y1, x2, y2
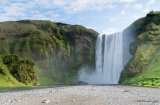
(0, 0, 160, 34)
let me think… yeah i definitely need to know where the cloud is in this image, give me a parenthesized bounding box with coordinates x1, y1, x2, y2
(65, 0, 138, 13)
(0, 0, 139, 17)
(134, 4, 143, 10)
(142, 8, 150, 13)
(120, 10, 126, 15)
(52, 0, 67, 7)
(147, 0, 156, 5)
(120, 0, 137, 3)
(0, 0, 10, 5)
(0, 0, 117, 21)
(102, 28, 117, 35)
(0, 0, 62, 21)
(109, 17, 118, 22)
(0, 0, 137, 21)
(65, 0, 117, 13)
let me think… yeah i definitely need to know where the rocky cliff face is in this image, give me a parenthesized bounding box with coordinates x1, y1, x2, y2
(120, 11, 160, 87)
(0, 20, 98, 86)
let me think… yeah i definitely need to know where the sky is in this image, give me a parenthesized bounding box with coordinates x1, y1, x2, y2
(0, 0, 160, 34)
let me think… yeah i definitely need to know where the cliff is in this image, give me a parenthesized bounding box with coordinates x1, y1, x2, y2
(120, 11, 160, 87)
(0, 20, 98, 86)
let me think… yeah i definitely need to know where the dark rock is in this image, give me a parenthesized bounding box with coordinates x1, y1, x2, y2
(77, 81, 88, 85)
(124, 90, 130, 92)
(42, 100, 51, 104)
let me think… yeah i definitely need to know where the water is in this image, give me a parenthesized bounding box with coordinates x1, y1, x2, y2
(97, 33, 123, 84)
(78, 32, 123, 84)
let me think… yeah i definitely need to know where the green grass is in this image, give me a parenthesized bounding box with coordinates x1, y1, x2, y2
(148, 11, 160, 15)
(0, 59, 24, 87)
(37, 77, 58, 86)
(122, 65, 160, 87)
(122, 53, 160, 87)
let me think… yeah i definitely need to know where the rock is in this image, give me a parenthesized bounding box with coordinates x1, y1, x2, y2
(71, 99, 75, 102)
(42, 100, 51, 104)
(49, 90, 54, 93)
(152, 100, 159, 103)
(124, 90, 130, 92)
(55, 101, 60, 104)
(77, 81, 88, 85)
(136, 99, 152, 103)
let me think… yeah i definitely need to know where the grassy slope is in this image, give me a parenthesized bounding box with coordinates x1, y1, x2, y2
(122, 52, 160, 87)
(0, 20, 98, 86)
(120, 11, 160, 87)
(0, 58, 24, 87)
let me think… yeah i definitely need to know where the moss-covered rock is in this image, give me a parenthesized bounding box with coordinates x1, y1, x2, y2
(2, 55, 37, 85)
(0, 57, 25, 87)
(120, 11, 160, 87)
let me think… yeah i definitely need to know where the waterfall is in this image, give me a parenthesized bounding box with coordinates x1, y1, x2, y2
(95, 35, 103, 73)
(78, 32, 124, 84)
(95, 33, 123, 84)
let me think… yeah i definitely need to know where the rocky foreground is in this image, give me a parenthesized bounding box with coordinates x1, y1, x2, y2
(0, 85, 160, 105)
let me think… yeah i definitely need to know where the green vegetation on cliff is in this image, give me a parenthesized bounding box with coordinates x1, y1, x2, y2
(120, 11, 160, 87)
(0, 20, 98, 86)
(0, 55, 36, 87)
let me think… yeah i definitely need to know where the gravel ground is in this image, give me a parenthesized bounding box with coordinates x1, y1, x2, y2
(0, 85, 160, 105)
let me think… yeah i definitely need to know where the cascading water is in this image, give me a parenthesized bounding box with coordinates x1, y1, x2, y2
(78, 32, 124, 84)
(96, 33, 123, 84)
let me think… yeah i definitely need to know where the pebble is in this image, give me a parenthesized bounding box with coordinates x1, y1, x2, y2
(55, 101, 60, 104)
(42, 100, 51, 104)
(72, 99, 75, 102)
(124, 90, 130, 92)
(49, 90, 54, 93)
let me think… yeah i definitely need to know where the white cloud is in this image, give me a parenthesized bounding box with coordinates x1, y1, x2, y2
(65, 0, 117, 13)
(120, 0, 136, 3)
(0, 0, 10, 5)
(0, 0, 61, 21)
(120, 10, 126, 15)
(102, 28, 117, 35)
(147, 0, 156, 5)
(0, 2, 28, 21)
(64, 0, 138, 13)
(0, 0, 139, 20)
(142, 8, 150, 13)
(3, 3, 26, 16)
(52, 0, 67, 7)
(134, 4, 143, 10)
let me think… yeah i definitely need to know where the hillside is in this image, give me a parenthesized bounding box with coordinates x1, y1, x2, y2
(0, 20, 98, 86)
(0, 54, 36, 87)
(120, 11, 160, 87)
